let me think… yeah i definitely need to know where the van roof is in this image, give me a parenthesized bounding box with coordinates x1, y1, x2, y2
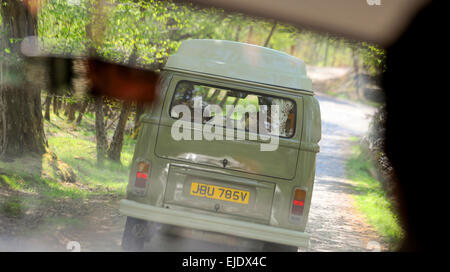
(164, 39, 313, 92)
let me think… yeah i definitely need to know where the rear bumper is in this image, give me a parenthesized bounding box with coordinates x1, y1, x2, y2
(119, 199, 309, 248)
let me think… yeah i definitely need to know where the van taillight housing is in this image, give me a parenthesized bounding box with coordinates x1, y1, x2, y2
(135, 161, 150, 188)
(290, 188, 306, 224)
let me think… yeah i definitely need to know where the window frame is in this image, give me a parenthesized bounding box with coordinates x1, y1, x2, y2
(168, 80, 297, 139)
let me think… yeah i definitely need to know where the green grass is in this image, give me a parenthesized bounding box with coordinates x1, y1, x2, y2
(0, 173, 88, 200)
(0, 173, 88, 221)
(346, 140, 404, 247)
(1, 110, 135, 202)
(44, 112, 135, 195)
(0, 196, 25, 218)
(0, 102, 137, 234)
(0, 111, 136, 234)
(48, 137, 128, 193)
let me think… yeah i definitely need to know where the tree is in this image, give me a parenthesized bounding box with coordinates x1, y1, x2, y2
(53, 95, 60, 116)
(323, 35, 330, 66)
(133, 101, 144, 132)
(234, 24, 241, 41)
(94, 96, 107, 165)
(105, 44, 137, 162)
(0, 0, 47, 159)
(44, 93, 52, 121)
(75, 99, 89, 125)
(107, 101, 132, 162)
(66, 99, 78, 123)
(263, 20, 277, 47)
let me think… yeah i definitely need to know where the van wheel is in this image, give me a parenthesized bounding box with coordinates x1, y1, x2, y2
(262, 242, 298, 252)
(121, 217, 148, 251)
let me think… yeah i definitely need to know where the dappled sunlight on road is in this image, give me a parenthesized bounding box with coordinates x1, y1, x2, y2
(304, 92, 384, 252)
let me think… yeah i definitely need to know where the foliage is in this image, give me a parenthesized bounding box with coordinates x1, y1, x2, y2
(38, 0, 89, 54)
(355, 41, 386, 76)
(346, 140, 404, 247)
(35, 0, 384, 74)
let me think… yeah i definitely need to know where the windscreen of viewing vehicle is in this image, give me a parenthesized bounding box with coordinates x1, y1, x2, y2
(170, 81, 296, 137)
(0, 0, 398, 253)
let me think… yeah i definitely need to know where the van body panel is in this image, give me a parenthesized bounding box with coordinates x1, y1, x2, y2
(165, 39, 313, 91)
(163, 164, 275, 222)
(154, 74, 303, 180)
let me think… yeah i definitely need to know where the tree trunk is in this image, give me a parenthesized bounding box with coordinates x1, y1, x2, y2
(63, 101, 68, 116)
(264, 21, 277, 47)
(323, 36, 330, 66)
(134, 101, 144, 132)
(219, 95, 229, 108)
(310, 37, 320, 65)
(53, 96, 60, 116)
(75, 100, 89, 125)
(107, 45, 139, 162)
(234, 24, 241, 42)
(94, 96, 107, 165)
(67, 102, 77, 123)
(247, 26, 254, 44)
(44, 93, 52, 121)
(331, 40, 340, 66)
(107, 101, 132, 162)
(209, 89, 221, 104)
(0, 0, 47, 159)
(352, 46, 362, 100)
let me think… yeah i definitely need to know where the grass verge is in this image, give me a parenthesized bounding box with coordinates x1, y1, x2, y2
(346, 137, 404, 248)
(0, 110, 135, 234)
(44, 111, 135, 195)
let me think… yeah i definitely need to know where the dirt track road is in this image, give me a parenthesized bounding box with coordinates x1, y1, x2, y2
(305, 93, 385, 251)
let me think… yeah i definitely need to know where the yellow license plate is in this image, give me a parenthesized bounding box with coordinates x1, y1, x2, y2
(190, 182, 250, 204)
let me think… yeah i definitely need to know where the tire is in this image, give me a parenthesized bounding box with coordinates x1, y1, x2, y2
(262, 242, 298, 252)
(121, 217, 149, 251)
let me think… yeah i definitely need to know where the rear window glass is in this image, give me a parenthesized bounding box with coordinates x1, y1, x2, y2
(170, 81, 296, 138)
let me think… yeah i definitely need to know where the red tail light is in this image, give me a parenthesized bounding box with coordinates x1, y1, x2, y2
(290, 188, 306, 224)
(135, 161, 150, 188)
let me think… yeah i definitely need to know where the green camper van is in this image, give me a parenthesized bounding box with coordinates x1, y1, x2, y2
(119, 39, 321, 251)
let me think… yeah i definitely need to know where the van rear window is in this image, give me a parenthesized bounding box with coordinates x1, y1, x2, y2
(170, 81, 296, 138)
